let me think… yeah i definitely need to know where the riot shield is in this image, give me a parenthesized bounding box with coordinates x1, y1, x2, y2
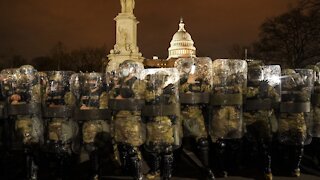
(1, 65, 43, 148)
(175, 57, 212, 138)
(279, 69, 314, 145)
(141, 68, 182, 152)
(42, 71, 78, 154)
(308, 65, 320, 138)
(108, 60, 146, 147)
(210, 59, 247, 142)
(71, 72, 111, 152)
(244, 61, 281, 140)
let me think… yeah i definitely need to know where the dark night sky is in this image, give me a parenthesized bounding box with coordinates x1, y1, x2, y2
(0, 0, 298, 60)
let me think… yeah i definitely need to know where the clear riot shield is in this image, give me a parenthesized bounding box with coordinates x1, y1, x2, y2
(1, 65, 43, 148)
(141, 68, 182, 152)
(174, 57, 212, 138)
(311, 65, 320, 137)
(42, 71, 78, 153)
(210, 59, 247, 142)
(244, 62, 281, 140)
(0, 69, 17, 119)
(71, 72, 111, 152)
(108, 60, 146, 147)
(279, 69, 314, 145)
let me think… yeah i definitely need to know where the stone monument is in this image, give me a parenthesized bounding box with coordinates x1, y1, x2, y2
(107, 0, 144, 72)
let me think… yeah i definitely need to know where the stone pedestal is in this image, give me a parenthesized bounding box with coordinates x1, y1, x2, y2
(107, 12, 144, 72)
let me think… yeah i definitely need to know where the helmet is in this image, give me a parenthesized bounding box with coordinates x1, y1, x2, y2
(19, 65, 36, 75)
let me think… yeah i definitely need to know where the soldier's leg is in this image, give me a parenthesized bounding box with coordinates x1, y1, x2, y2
(291, 145, 303, 177)
(25, 150, 38, 180)
(127, 146, 143, 180)
(162, 146, 174, 180)
(313, 138, 320, 166)
(227, 139, 242, 173)
(89, 150, 100, 180)
(146, 152, 161, 179)
(215, 140, 227, 177)
(197, 138, 215, 179)
(259, 139, 272, 179)
(117, 144, 130, 173)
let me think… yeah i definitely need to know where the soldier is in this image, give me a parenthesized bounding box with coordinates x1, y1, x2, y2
(72, 72, 111, 180)
(108, 60, 145, 180)
(174, 57, 215, 180)
(1, 65, 43, 180)
(305, 65, 320, 168)
(243, 60, 281, 180)
(0, 72, 8, 151)
(42, 71, 78, 178)
(210, 59, 247, 177)
(141, 68, 182, 180)
(278, 69, 313, 177)
(0, 68, 18, 152)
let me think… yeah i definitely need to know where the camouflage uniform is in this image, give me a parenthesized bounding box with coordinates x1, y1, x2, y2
(210, 59, 247, 177)
(305, 65, 320, 168)
(142, 68, 182, 180)
(0, 73, 8, 149)
(108, 60, 145, 180)
(72, 72, 111, 180)
(175, 57, 215, 179)
(42, 71, 78, 155)
(308, 65, 320, 138)
(278, 69, 313, 177)
(243, 61, 281, 180)
(1, 65, 43, 180)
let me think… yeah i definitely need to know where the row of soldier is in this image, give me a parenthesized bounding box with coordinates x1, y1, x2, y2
(0, 58, 318, 180)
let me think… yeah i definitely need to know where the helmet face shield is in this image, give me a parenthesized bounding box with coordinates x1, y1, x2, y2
(118, 60, 144, 79)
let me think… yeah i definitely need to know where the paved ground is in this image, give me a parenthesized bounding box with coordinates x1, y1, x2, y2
(1, 145, 320, 180)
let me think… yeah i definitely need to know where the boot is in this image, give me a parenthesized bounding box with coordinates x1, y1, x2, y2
(291, 145, 303, 177)
(130, 155, 143, 180)
(260, 140, 272, 180)
(216, 140, 227, 178)
(90, 150, 100, 180)
(162, 153, 174, 180)
(197, 138, 215, 180)
(146, 153, 160, 180)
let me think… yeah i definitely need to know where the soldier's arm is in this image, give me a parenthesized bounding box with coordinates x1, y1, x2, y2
(99, 92, 108, 109)
(180, 82, 190, 93)
(132, 80, 146, 99)
(64, 92, 76, 106)
(31, 84, 41, 104)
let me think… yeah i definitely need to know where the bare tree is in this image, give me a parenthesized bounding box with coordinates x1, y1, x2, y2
(253, 2, 320, 68)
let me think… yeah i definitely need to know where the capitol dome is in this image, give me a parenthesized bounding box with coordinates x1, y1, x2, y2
(168, 18, 196, 59)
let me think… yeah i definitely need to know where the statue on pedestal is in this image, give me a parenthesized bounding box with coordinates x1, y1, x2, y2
(120, 0, 135, 14)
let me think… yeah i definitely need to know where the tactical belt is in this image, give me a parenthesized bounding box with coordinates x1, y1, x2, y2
(312, 93, 320, 106)
(210, 93, 243, 106)
(280, 102, 310, 113)
(281, 91, 307, 100)
(8, 103, 41, 115)
(282, 91, 301, 94)
(0, 101, 7, 119)
(142, 104, 180, 117)
(245, 99, 272, 111)
(43, 106, 73, 118)
(109, 99, 144, 111)
(180, 92, 210, 104)
(74, 109, 111, 121)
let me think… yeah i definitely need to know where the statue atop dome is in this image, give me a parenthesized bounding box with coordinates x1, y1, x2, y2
(178, 17, 186, 32)
(120, 0, 135, 14)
